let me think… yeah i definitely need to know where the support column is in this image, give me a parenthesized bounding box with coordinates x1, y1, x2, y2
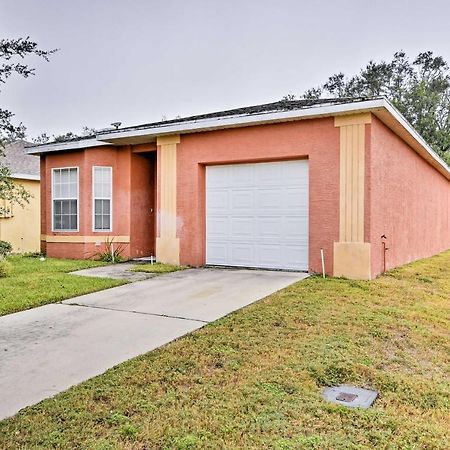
(156, 135, 180, 265)
(333, 113, 371, 280)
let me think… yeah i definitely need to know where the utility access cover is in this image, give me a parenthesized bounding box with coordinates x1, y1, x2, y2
(322, 385, 378, 408)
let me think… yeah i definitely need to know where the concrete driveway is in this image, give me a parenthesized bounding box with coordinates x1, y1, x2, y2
(0, 268, 307, 420)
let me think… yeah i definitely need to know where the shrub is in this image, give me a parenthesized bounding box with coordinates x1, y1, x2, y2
(0, 240, 12, 258)
(95, 237, 126, 263)
(0, 259, 11, 277)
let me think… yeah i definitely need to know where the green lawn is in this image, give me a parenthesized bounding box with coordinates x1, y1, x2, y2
(0, 256, 125, 316)
(1, 252, 450, 449)
(131, 262, 188, 274)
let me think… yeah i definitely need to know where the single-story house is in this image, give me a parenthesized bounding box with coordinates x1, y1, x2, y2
(28, 97, 450, 279)
(0, 140, 40, 253)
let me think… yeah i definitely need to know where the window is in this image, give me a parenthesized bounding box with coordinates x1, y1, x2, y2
(93, 166, 112, 231)
(52, 167, 78, 231)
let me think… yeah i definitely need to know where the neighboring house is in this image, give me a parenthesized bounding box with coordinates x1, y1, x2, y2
(0, 140, 40, 253)
(28, 97, 450, 280)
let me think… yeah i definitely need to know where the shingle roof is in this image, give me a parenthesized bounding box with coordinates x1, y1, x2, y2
(30, 97, 376, 148)
(1, 140, 40, 177)
(99, 97, 374, 136)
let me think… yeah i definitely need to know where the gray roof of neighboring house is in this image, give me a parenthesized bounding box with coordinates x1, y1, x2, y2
(1, 140, 40, 180)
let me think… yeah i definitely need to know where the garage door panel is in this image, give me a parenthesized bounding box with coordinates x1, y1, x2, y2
(284, 188, 308, 208)
(207, 217, 229, 237)
(231, 217, 254, 236)
(206, 160, 309, 271)
(256, 163, 283, 184)
(207, 190, 229, 210)
(231, 243, 254, 265)
(231, 189, 254, 209)
(256, 244, 282, 266)
(284, 244, 309, 270)
(257, 217, 283, 237)
(207, 242, 228, 264)
(231, 165, 255, 186)
(207, 166, 230, 187)
(283, 216, 309, 238)
(256, 189, 284, 209)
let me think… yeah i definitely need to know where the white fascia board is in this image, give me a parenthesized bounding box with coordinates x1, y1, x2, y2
(10, 173, 40, 181)
(97, 99, 387, 142)
(27, 138, 109, 155)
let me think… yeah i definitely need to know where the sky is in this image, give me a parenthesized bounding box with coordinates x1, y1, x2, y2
(2, 0, 450, 138)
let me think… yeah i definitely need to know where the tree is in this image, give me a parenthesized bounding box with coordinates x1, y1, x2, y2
(32, 126, 97, 145)
(0, 37, 57, 215)
(293, 51, 450, 165)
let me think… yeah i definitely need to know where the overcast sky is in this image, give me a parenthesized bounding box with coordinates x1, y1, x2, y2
(2, 0, 450, 138)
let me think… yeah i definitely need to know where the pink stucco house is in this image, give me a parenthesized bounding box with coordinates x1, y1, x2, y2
(29, 97, 450, 280)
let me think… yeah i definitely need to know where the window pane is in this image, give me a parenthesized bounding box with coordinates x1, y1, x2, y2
(54, 200, 62, 214)
(70, 200, 77, 214)
(62, 200, 70, 214)
(102, 182, 111, 198)
(103, 215, 110, 230)
(94, 182, 102, 198)
(95, 199, 102, 214)
(61, 215, 70, 230)
(94, 215, 102, 229)
(103, 200, 110, 214)
(69, 182, 77, 198)
(69, 214, 77, 230)
(61, 183, 70, 198)
(54, 215, 62, 230)
(69, 168, 77, 183)
(61, 169, 69, 184)
(53, 170, 61, 186)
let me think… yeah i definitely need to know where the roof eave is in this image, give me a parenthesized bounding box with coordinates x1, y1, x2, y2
(25, 98, 450, 181)
(27, 138, 109, 155)
(97, 99, 387, 144)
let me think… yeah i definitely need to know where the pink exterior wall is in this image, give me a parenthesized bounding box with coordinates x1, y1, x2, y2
(176, 118, 341, 274)
(368, 116, 450, 277)
(42, 146, 155, 259)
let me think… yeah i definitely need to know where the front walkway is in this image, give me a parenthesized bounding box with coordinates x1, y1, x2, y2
(0, 268, 307, 420)
(70, 262, 156, 282)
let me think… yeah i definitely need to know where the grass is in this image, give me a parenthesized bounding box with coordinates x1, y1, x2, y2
(131, 262, 188, 274)
(0, 256, 125, 316)
(1, 252, 450, 449)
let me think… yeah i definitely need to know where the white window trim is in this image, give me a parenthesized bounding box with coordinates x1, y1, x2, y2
(92, 166, 113, 232)
(51, 167, 79, 232)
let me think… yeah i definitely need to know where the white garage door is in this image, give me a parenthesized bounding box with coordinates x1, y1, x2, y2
(206, 160, 309, 271)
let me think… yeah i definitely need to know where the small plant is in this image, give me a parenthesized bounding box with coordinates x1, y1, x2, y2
(0, 240, 12, 258)
(0, 259, 11, 277)
(95, 236, 127, 263)
(24, 251, 46, 258)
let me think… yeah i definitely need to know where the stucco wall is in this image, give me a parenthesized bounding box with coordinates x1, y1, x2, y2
(368, 116, 450, 277)
(0, 179, 40, 253)
(176, 117, 341, 273)
(42, 146, 155, 259)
